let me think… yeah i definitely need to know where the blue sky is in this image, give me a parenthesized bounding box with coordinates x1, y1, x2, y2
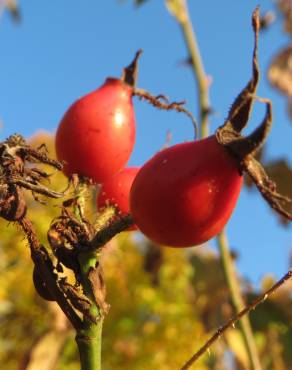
(0, 0, 291, 286)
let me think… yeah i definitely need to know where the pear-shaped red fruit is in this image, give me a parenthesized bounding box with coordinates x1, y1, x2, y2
(55, 78, 136, 183)
(97, 167, 140, 230)
(130, 136, 243, 247)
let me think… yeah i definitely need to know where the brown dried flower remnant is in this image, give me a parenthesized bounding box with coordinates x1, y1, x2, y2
(0, 134, 64, 221)
(216, 8, 292, 222)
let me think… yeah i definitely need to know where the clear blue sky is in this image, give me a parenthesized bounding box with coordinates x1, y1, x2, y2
(0, 0, 291, 286)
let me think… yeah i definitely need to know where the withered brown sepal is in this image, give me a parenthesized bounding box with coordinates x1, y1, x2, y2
(215, 8, 292, 222)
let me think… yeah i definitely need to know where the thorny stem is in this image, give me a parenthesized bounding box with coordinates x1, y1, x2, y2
(169, 3, 262, 369)
(217, 231, 262, 370)
(171, 0, 210, 137)
(180, 268, 292, 369)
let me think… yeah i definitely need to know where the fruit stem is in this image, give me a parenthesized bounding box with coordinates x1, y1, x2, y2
(169, 0, 210, 138)
(121, 49, 143, 88)
(217, 230, 262, 370)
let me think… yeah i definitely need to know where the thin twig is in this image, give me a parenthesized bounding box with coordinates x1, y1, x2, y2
(180, 268, 292, 370)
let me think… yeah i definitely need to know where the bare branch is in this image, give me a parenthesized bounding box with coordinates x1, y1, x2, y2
(180, 268, 292, 370)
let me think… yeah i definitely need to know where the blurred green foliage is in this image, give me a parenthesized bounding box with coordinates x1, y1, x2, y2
(0, 133, 291, 370)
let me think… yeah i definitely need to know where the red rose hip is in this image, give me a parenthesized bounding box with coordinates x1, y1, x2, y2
(97, 167, 140, 230)
(130, 136, 243, 247)
(55, 78, 136, 183)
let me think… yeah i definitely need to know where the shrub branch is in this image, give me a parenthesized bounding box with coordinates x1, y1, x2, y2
(180, 268, 292, 369)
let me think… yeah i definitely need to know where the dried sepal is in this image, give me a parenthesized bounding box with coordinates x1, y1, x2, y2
(18, 217, 83, 329)
(0, 184, 27, 221)
(48, 205, 95, 273)
(88, 263, 109, 316)
(222, 7, 260, 133)
(2, 134, 61, 169)
(47, 223, 79, 273)
(264, 160, 292, 224)
(10, 177, 65, 199)
(215, 7, 292, 223)
(22, 146, 63, 170)
(221, 99, 272, 158)
(0, 134, 66, 216)
(33, 265, 55, 301)
(58, 278, 98, 323)
(121, 49, 143, 87)
(242, 157, 292, 221)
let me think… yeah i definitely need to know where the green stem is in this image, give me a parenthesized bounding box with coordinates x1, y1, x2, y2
(73, 178, 103, 370)
(76, 320, 103, 370)
(217, 230, 262, 370)
(175, 0, 210, 138)
(77, 251, 103, 370)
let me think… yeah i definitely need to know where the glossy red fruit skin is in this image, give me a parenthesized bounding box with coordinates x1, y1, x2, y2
(55, 78, 136, 183)
(130, 136, 243, 247)
(97, 167, 140, 230)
